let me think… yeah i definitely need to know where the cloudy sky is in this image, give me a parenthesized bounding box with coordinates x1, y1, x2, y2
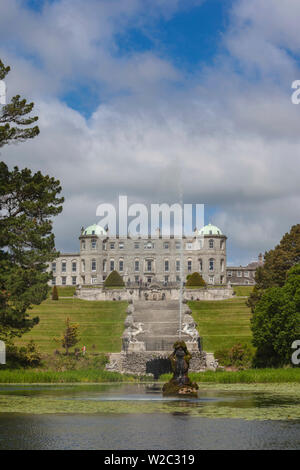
(1, 0, 300, 265)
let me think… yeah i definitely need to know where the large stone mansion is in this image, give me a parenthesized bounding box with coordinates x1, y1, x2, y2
(48, 223, 262, 287)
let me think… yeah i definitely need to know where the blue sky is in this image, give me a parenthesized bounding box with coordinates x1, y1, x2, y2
(1, 0, 300, 265)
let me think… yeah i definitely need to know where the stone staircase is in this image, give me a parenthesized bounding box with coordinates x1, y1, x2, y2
(133, 300, 191, 352)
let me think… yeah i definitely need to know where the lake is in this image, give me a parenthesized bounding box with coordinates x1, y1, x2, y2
(0, 383, 299, 450)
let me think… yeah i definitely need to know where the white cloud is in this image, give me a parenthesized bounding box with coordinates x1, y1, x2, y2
(1, 0, 300, 262)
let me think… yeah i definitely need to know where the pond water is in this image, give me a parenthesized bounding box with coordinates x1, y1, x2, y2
(0, 383, 299, 449)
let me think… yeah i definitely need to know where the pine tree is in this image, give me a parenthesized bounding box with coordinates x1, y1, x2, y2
(0, 59, 39, 147)
(0, 59, 64, 342)
(52, 286, 59, 301)
(56, 317, 80, 355)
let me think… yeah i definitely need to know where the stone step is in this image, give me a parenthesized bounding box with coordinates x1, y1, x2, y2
(134, 300, 180, 310)
(144, 335, 190, 352)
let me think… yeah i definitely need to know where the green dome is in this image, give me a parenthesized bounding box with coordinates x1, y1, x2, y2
(198, 223, 222, 236)
(83, 224, 107, 236)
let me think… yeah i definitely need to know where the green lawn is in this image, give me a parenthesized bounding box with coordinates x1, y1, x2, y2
(189, 298, 252, 353)
(233, 285, 254, 297)
(16, 298, 127, 354)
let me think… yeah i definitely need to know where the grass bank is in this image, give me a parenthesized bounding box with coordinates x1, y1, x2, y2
(15, 298, 127, 354)
(0, 368, 150, 384)
(160, 368, 300, 384)
(189, 297, 252, 352)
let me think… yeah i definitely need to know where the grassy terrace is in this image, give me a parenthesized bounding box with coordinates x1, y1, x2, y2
(189, 296, 252, 353)
(15, 298, 128, 353)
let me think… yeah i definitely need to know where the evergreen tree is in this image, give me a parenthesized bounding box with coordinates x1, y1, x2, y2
(0, 59, 39, 147)
(56, 317, 80, 355)
(0, 59, 63, 342)
(52, 286, 59, 301)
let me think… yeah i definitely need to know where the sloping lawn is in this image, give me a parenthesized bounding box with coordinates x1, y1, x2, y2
(189, 298, 252, 353)
(15, 299, 127, 354)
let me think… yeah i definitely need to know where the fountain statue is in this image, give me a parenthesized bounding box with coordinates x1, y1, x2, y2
(162, 340, 199, 396)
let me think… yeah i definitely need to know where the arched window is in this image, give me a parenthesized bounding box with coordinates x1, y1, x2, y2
(209, 258, 214, 271)
(61, 260, 67, 273)
(220, 239, 224, 250)
(221, 259, 224, 272)
(119, 259, 124, 272)
(187, 259, 192, 272)
(103, 259, 107, 272)
(110, 259, 114, 271)
(81, 259, 85, 272)
(91, 259, 96, 271)
(164, 259, 169, 272)
(209, 239, 214, 249)
(134, 259, 140, 272)
(199, 259, 203, 272)
(72, 260, 77, 272)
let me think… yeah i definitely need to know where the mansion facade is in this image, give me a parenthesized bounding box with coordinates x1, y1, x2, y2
(48, 223, 229, 287)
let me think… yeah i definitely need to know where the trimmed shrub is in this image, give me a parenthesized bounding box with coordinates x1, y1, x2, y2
(52, 285, 59, 300)
(186, 272, 206, 287)
(104, 270, 125, 287)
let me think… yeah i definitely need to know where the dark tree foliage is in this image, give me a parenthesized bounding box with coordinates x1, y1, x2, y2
(104, 270, 125, 287)
(0, 59, 64, 341)
(0, 60, 39, 147)
(247, 224, 300, 312)
(251, 264, 300, 367)
(52, 285, 59, 301)
(186, 272, 206, 287)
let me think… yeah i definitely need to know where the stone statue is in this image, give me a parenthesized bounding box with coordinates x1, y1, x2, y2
(162, 341, 198, 396)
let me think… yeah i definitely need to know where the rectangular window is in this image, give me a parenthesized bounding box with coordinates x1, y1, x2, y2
(164, 260, 169, 272)
(135, 276, 139, 283)
(163, 242, 169, 249)
(209, 276, 214, 285)
(147, 260, 152, 272)
(176, 242, 181, 250)
(62, 276, 66, 285)
(119, 242, 124, 249)
(164, 276, 169, 283)
(52, 277, 56, 285)
(135, 260, 139, 272)
(176, 260, 180, 272)
(110, 260, 114, 271)
(176, 275, 180, 282)
(72, 276, 77, 285)
(237, 271, 242, 277)
(92, 260, 96, 271)
(61, 262, 66, 273)
(52, 262, 56, 273)
(91, 239, 96, 249)
(110, 242, 115, 249)
(187, 260, 192, 272)
(134, 242, 140, 249)
(91, 276, 97, 284)
(186, 243, 193, 250)
(227, 271, 232, 277)
(72, 262, 77, 272)
(244, 271, 249, 277)
(81, 240, 86, 250)
(119, 260, 124, 272)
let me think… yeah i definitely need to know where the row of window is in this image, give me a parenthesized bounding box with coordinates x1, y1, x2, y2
(52, 257, 225, 274)
(79, 258, 225, 273)
(52, 274, 225, 286)
(81, 239, 225, 251)
(227, 270, 251, 278)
